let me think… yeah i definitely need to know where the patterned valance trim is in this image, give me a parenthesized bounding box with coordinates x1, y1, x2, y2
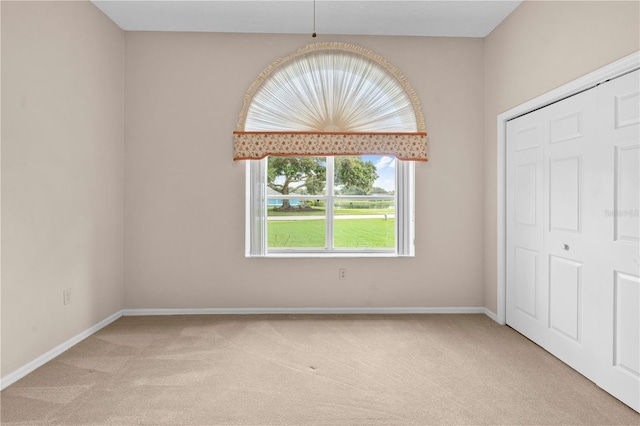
(233, 131, 428, 161)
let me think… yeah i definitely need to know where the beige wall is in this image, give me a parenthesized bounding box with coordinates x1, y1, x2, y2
(483, 1, 640, 314)
(1, 1, 124, 376)
(124, 33, 485, 310)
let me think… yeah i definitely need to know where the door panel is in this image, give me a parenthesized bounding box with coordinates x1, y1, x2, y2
(514, 125, 540, 152)
(514, 247, 538, 318)
(615, 90, 640, 128)
(613, 271, 640, 378)
(515, 163, 538, 227)
(594, 69, 640, 412)
(548, 255, 582, 343)
(614, 144, 640, 243)
(507, 88, 598, 372)
(550, 111, 584, 144)
(506, 110, 545, 343)
(543, 89, 598, 378)
(549, 156, 581, 232)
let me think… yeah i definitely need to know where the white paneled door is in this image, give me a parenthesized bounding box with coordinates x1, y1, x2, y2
(594, 70, 640, 411)
(506, 70, 640, 412)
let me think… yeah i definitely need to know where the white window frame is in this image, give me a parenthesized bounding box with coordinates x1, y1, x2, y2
(246, 157, 415, 258)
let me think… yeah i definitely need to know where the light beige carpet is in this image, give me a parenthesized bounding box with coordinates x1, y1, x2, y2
(1, 314, 638, 425)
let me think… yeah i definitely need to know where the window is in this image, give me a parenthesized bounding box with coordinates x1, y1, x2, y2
(247, 155, 414, 257)
(237, 43, 425, 257)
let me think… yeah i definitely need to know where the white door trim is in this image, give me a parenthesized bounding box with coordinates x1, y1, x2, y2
(496, 51, 640, 325)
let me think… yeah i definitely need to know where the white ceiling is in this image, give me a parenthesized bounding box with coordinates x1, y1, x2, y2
(91, 0, 522, 38)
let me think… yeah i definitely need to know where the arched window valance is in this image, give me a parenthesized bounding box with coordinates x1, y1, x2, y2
(233, 42, 427, 161)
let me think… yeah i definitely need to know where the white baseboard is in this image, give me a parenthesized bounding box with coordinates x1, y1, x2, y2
(0, 310, 123, 391)
(122, 307, 488, 316)
(483, 307, 502, 324)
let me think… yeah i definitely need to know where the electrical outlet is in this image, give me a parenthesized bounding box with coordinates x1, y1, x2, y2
(63, 289, 72, 305)
(339, 268, 347, 280)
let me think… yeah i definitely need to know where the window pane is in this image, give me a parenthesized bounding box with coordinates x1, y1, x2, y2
(268, 156, 326, 198)
(249, 157, 413, 257)
(268, 209, 326, 248)
(334, 155, 395, 196)
(333, 200, 395, 248)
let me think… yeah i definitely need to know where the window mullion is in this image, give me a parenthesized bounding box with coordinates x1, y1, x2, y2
(395, 161, 401, 255)
(326, 157, 334, 251)
(247, 160, 267, 256)
(396, 160, 415, 257)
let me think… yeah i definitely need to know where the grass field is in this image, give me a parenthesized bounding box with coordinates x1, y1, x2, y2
(268, 218, 395, 248)
(268, 207, 394, 217)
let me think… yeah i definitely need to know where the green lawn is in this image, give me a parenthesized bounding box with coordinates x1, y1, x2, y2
(268, 207, 394, 217)
(268, 218, 395, 248)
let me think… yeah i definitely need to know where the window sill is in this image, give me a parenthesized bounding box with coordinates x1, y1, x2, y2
(247, 252, 414, 259)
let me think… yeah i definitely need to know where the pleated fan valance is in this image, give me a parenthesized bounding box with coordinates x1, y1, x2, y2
(233, 42, 427, 161)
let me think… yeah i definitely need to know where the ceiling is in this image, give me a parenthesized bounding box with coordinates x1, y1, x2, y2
(91, 0, 522, 38)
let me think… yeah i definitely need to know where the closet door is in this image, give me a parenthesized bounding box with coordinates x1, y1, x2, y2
(507, 88, 599, 378)
(506, 106, 545, 345)
(594, 69, 640, 412)
(506, 69, 640, 412)
(543, 89, 599, 378)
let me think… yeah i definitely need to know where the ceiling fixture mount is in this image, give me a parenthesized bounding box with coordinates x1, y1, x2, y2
(312, 0, 317, 38)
